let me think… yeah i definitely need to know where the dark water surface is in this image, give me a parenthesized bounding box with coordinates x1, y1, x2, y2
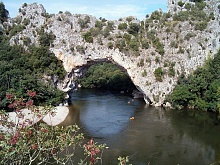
(62, 89, 220, 165)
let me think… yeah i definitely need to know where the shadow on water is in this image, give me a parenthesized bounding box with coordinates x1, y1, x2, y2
(59, 89, 220, 165)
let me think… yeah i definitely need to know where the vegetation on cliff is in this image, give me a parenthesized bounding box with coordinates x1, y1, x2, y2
(78, 62, 136, 92)
(166, 50, 220, 112)
(0, 36, 66, 110)
(0, 2, 66, 110)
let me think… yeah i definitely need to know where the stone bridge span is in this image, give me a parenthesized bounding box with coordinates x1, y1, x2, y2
(54, 47, 169, 106)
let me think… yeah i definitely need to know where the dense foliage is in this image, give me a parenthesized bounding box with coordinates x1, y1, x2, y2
(78, 62, 136, 92)
(166, 50, 220, 112)
(0, 34, 66, 110)
(0, 2, 9, 23)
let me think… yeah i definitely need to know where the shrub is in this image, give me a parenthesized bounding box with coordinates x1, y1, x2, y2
(129, 38, 139, 52)
(82, 31, 93, 43)
(0, 92, 106, 164)
(184, 32, 195, 41)
(123, 33, 131, 43)
(23, 37, 31, 46)
(178, 1, 185, 7)
(22, 18, 30, 26)
(78, 16, 90, 29)
(150, 11, 162, 20)
(126, 16, 133, 22)
(89, 27, 100, 37)
(39, 30, 56, 47)
(118, 23, 127, 30)
(155, 56, 160, 63)
(142, 70, 147, 77)
(195, 21, 207, 31)
(170, 40, 178, 48)
(9, 24, 25, 37)
(137, 58, 144, 67)
(108, 42, 114, 49)
(178, 46, 185, 54)
(154, 67, 164, 82)
(107, 21, 114, 30)
(115, 39, 126, 51)
(95, 20, 105, 29)
(127, 23, 140, 36)
(76, 45, 85, 54)
(141, 39, 150, 49)
(168, 66, 175, 77)
(102, 27, 110, 38)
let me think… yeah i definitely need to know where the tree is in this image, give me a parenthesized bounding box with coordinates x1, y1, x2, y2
(167, 50, 220, 112)
(0, 2, 9, 23)
(217, 87, 220, 113)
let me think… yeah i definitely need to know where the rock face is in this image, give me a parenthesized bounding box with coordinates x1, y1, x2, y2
(8, 1, 220, 106)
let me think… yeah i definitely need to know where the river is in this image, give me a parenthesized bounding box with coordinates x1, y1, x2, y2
(60, 89, 220, 165)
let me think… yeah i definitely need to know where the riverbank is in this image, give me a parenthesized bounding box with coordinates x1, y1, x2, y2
(0, 106, 69, 132)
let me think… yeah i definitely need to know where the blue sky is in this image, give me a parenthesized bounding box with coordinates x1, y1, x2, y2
(3, 0, 167, 20)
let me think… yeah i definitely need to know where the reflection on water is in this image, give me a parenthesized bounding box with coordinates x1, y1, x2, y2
(61, 89, 220, 165)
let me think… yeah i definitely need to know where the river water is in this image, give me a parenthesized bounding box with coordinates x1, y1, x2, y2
(61, 89, 220, 165)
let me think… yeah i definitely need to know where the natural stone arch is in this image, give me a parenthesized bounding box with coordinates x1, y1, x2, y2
(55, 48, 157, 105)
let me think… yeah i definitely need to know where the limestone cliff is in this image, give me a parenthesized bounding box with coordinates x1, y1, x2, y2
(7, 0, 220, 106)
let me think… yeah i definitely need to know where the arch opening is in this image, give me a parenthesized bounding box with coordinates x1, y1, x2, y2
(68, 60, 145, 100)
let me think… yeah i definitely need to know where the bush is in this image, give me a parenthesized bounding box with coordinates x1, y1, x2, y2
(22, 18, 30, 26)
(0, 93, 106, 164)
(178, 1, 185, 7)
(129, 38, 139, 52)
(115, 39, 126, 51)
(168, 66, 175, 77)
(39, 30, 56, 47)
(78, 16, 90, 29)
(76, 45, 85, 54)
(9, 24, 25, 37)
(154, 67, 164, 82)
(184, 32, 195, 41)
(82, 31, 93, 43)
(142, 70, 147, 77)
(126, 16, 133, 22)
(170, 40, 178, 48)
(137, 58, 144, 67)
(150, 11, 162, 20)
(95, 20, 105, 29)
(127, 23, 140, 36)
(194, 21, 207, 31)
(102, 27, 110, 38)
(141, 39, 150, 49)
(118, 23, 127, 30)
(108, 42, 114, 49)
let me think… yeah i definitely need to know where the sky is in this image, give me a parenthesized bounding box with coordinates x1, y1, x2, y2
(2, 0, 167, 20)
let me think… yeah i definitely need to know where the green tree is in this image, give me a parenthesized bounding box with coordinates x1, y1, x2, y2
(0, 2, 9, 23)
(78, 62, 136, 92)
(167, 50, 220, 112)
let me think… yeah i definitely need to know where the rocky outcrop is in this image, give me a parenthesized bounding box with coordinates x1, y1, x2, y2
(7, 0, 220, 106)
